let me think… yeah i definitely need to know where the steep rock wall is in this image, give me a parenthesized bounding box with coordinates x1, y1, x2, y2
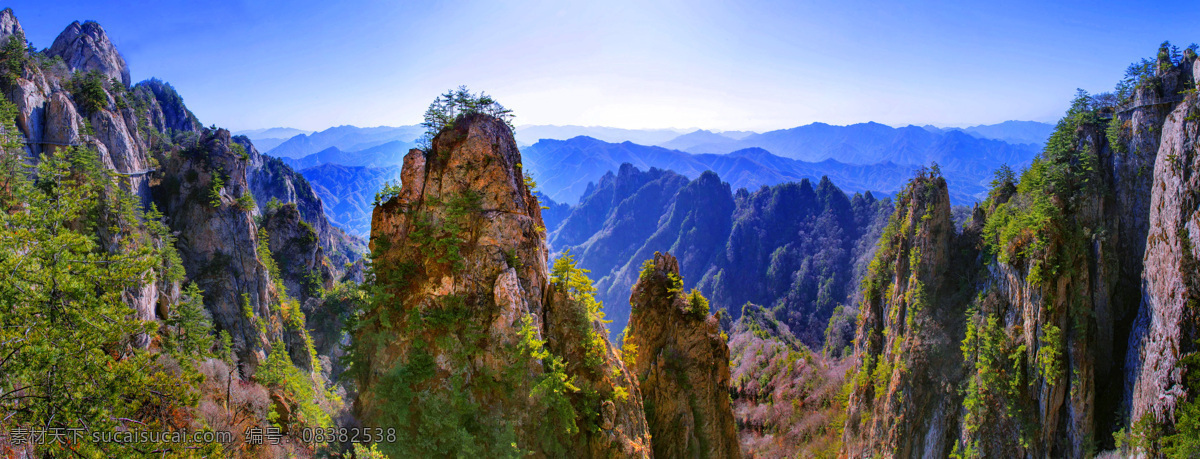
(842, 171, 968, 458)
(356, 113, 651, 457)
(624, 252, 740, 458)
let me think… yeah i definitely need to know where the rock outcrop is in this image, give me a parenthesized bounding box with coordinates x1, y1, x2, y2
(246, 136, 364, 270)
(152, 129, 290, 373)
(137, 78, 202, 133)
(48, 20, 131, 87)
(1127, 73, 1200, 427)
(0, 8, 22, 44)
(624, 251, 740, 459)
(355, 113, 650, 457)
(835, 44, 1200, 457)
(842, 170, 969, 458)
(261, 201, 335, 304)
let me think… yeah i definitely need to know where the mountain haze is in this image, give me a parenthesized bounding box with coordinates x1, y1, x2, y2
(515, 124, 687, 146)
(266, 124, 423, 158)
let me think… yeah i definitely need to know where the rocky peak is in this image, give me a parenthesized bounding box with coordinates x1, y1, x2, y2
(842, 171, 965, 458)
(357, 113, 650, 457)
(624, 251, 740, 458)
(0, 8, 23, 44)
(135, 78, 201, 133)
(49, 20, 131, 87)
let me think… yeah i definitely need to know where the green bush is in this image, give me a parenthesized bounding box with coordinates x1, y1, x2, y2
(254, 341, 332, 430)
(373, 180, 403, 206)
(69, 71, 110, 115)
(685, 288, 710, 318)
(235, 191, 255, 211)
(0, 32, 27, 85)
(1161, 340, 1200, 457)
(231, 142, 248, 160)
(208, 173, 225, 208)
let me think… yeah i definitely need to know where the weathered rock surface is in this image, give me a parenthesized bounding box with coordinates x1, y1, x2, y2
(262, 201, 335, 304)
(1127, 88, 1200, 426)
(1, 10, 364, 378)
(246, 136, 365, 271)
(842, 171, 967, 458)
(625, 252, 740, 459)
(136, 78, 201, 134)
(48, 20, 131, 86)
(0, 8, 22, 44)
(357, 113, 650, 457)
(836, 47, 1200, 458)
(152, 129, 282, 373)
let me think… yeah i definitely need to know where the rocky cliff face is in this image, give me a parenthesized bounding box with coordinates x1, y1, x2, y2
(599, 171, 734, 333)
(138, 78, 202, 134)
(48, 20, 131, 86)
(355, 113, 650, 457)
(1126, 60, 1200, 429)
(261, 200, 334, 305)
(244, 135, 365, 270)
(0, 10, 360, 377)
(550, 165, 690, 332)
(151, 128, 321, 373)
(833, 45, 1200, 458)
(624, 252, 740, 458)
(841, 170, 970, 458)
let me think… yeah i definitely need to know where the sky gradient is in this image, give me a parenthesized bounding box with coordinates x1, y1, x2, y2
(9, 0, 1200, 132)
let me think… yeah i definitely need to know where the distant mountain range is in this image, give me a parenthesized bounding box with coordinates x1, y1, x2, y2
(521, 131, 1026, 206)
(657, 129, 743, 150)
(281, 140, 415, 170)
(544, 164, 892, 343)
(924, 120, 1055, 146)
(239, 120, 1051, 162)
(514, 125, 689, 146)
(251, 120, 1047, 237)
(265, 125, 425, 159)
(297, 164, 404, 237)
(675, 121, 1042, 165)
(233, 127, 314, 152)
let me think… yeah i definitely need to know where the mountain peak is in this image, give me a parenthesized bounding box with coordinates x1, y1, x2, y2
(0, 8, 23, 44)
(49, 19, 131, 86)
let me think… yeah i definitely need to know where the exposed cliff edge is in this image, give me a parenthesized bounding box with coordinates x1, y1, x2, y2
(0, 9, 366, 456)
(352, 113, 651, 457)
(1, 10, 363, 374)
(842, 169, 971, 457)
(835, 43, 1200, 457)
(1126, 51, 1200, 435)
(624, 251, 740, 458)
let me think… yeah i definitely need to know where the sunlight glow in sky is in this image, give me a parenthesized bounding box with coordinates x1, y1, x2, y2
(11, 0, 1200, 131)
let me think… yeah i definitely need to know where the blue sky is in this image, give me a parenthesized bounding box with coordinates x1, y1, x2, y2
(11, 0, 1199, 132)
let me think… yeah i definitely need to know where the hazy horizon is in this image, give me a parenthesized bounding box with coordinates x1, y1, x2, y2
(10, 0, 1199, 132)
(237, 119, 1053, 138)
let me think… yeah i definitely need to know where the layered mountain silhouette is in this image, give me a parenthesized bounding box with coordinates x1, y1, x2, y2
(546, 163, 892, 345)
(266, 124, 424, 159)
(922, 119, 1055, 146)
(521, 135, 991, 205)
(233, 127, 313, 151)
